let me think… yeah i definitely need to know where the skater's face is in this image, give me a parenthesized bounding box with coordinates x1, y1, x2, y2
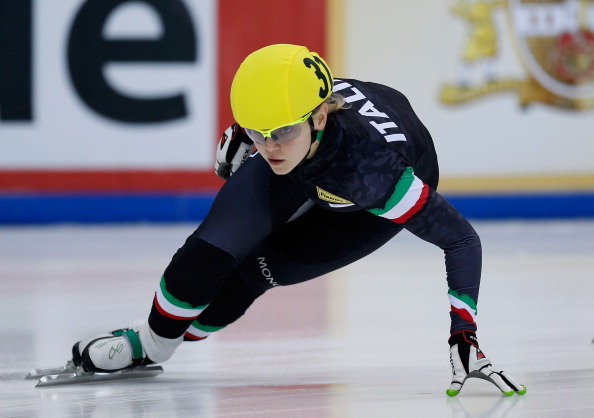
(254, 104, 328, 175)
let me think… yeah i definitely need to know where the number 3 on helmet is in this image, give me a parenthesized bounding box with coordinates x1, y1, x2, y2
(230, 44, 334, 133)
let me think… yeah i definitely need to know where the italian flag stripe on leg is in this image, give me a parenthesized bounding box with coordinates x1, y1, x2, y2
(184, 319, 225, 341)
(154, 276, 207, 320)
(368, 167, 429, 223)
(448, 289, 477, 325)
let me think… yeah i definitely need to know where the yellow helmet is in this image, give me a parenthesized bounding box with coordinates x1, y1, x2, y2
(230, 44, 333, 131)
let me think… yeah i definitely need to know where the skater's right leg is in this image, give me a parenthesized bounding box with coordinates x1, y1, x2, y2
(73, 236, 238, 373)
(148, 234, 239, 338)
(72, 157, 309, 373)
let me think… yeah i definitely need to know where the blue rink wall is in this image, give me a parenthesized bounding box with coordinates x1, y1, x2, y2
(2, 192, 594, 224)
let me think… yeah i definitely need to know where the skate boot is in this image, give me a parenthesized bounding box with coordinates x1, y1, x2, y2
(72, 328, 152, 373)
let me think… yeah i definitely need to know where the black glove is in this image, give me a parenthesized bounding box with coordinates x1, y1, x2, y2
(447, 330, 526, 397)
(214, 123, 254, 180)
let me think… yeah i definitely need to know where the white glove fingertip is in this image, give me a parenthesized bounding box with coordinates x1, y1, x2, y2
(499, 371, 527, 395)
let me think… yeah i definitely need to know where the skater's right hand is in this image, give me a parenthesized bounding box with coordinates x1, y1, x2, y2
(447, 330, 526, 397)
(215, 123, 254, 179)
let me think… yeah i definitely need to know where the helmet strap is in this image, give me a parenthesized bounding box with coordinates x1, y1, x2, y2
(306, 129, 323, 159)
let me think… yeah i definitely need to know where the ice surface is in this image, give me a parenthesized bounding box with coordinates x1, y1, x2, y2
(1, 221, 593, 417)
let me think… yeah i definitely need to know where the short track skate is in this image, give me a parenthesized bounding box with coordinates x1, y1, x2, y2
(26, 360, 163, 387)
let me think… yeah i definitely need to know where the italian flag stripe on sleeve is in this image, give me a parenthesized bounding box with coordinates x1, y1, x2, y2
(154, 276, 207, 320)
(368, 167, 429, 223)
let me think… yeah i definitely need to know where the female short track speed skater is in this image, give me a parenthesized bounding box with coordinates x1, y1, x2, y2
(72, 44, 526, 397)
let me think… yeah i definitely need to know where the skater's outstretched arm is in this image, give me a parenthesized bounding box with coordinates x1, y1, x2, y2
(403, 188, 525, 396)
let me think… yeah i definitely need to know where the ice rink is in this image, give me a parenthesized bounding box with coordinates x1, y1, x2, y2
(1, 220, 593, 417)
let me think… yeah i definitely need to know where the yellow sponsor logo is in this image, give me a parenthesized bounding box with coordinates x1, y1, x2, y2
(441, 0, 594, 110)
(316, 186, 353, 204)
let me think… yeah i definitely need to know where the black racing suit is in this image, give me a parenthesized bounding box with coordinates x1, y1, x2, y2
(148, 79, 481, 340)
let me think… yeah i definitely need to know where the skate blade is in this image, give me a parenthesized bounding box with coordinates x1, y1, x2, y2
(26, 361, 77, 379)
(34, 365, 164, 388)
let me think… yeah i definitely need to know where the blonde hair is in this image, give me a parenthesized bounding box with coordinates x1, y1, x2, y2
(313, 92, 350, 117)
(325, 92, 350, 113)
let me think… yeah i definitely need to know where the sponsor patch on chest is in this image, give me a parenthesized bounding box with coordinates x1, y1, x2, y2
(316, 186, 353, 206)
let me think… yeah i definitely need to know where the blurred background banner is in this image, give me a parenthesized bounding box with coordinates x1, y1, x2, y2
(1, 0, 593, 223)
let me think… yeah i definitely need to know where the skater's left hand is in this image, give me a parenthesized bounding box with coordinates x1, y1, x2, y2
(447, 330, 526, 397)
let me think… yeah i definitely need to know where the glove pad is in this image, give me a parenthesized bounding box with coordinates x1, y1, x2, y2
(447, 330, 526, 397)
(215, 123, 254, 179)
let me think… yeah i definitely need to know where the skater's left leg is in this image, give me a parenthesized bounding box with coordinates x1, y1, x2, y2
(183, 269, 271, 341)
(186, 207, 403, 338)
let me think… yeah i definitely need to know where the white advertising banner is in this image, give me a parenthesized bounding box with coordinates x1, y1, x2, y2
(0, 0, 216, 169)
